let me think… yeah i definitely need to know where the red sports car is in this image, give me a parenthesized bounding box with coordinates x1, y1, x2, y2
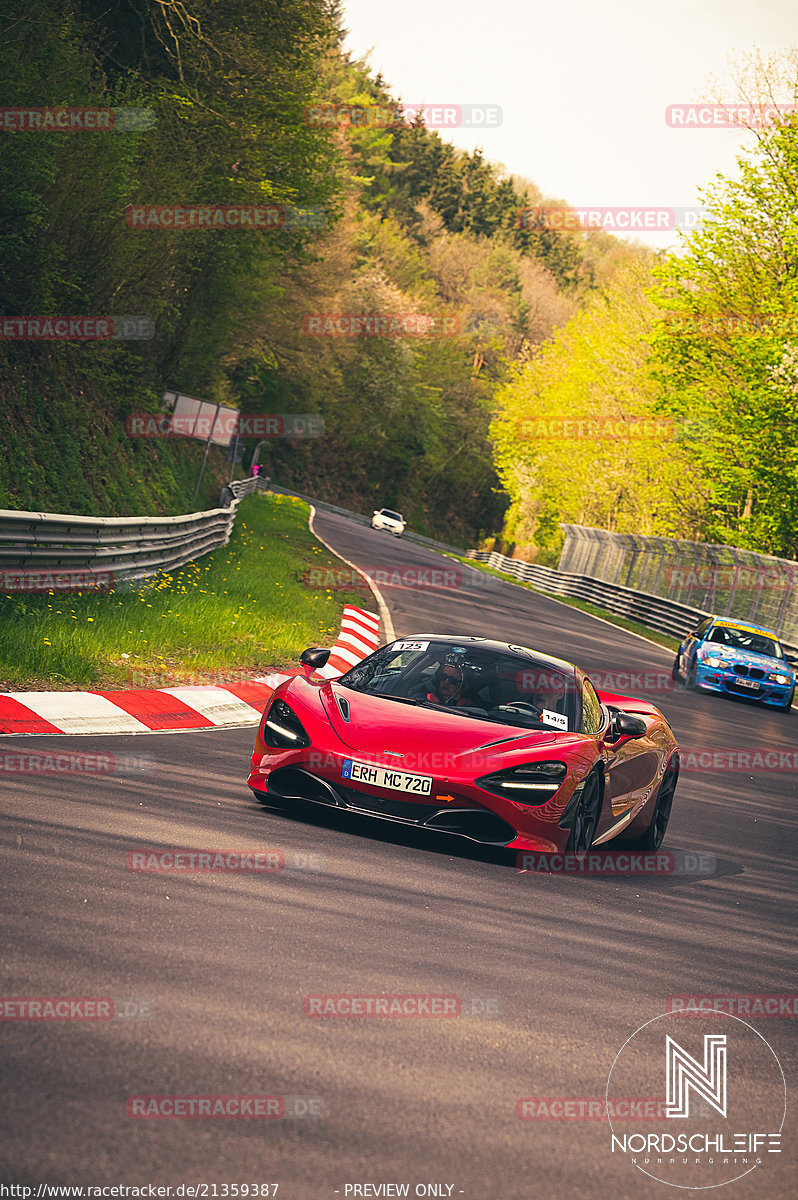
(247, 636, 680, 855)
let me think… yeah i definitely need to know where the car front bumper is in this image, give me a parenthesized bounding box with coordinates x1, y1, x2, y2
(248, 745, 580, 853)
(695, 664, 794, 706)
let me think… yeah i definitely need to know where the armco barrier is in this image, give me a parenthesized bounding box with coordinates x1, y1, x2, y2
(465, 549, 798, 656)
(0, 483, 260, 588)
(559, 524, 798, 646)
(266, 485, 798, 655)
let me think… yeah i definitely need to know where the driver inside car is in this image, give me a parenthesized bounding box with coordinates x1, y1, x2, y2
(414, 655, 486, 709)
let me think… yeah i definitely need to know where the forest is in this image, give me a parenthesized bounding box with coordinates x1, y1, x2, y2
(0, 4, 795, 557)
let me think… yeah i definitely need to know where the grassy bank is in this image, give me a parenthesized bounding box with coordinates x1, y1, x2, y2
(0, 492, 372, 691)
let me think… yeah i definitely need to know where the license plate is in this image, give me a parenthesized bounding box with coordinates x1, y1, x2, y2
(342, 759, 432, 795)
(735, 678, 760, 690)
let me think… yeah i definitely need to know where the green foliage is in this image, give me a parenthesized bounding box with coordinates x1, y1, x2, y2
(491, 253, 701, 555)
(648, 113, 798, 558)
(0, 2, 623, 548)
(0, 492, 367, 690)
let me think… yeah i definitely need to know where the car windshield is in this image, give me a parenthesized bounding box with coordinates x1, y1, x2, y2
(707, 625, 783, 659)
(338, 638, 579, 731)
(381, 510, 402, 521)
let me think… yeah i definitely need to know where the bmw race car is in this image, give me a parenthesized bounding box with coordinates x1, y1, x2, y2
(247, 636, 680, 855)
(672, 617, 796, 712)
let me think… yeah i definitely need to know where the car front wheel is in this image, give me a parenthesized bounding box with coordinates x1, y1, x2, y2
(565, 771, 602, 855)
(627, 767, 677, 851)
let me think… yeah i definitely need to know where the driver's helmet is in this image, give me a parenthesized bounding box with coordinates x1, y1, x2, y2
(433, 648, 490, 703)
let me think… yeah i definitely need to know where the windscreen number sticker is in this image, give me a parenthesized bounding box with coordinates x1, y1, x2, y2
(541, 709, 569, 731)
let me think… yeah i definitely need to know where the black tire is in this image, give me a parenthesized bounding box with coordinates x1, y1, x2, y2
(627, 767, 677, 851)
(777, 687, 795, 713)
(565, 771, 603, 855)
(671, 652, 682, 683)
(684, 659, 697, 690)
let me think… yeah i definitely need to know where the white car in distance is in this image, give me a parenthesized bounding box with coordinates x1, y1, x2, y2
(371, 508, 406, 537)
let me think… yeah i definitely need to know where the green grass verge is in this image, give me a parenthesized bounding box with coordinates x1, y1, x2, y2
(447, 555, 680, 652)
(0, 492, 373, 691)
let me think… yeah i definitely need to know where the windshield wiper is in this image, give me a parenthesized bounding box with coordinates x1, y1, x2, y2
(369, 693, 421, 705)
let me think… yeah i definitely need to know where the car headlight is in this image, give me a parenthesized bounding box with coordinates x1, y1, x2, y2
(263, 699, 311, 749)
(702, 656, 730, 669)
(768, 673, 791, 685)
(476, 761, 567, 803)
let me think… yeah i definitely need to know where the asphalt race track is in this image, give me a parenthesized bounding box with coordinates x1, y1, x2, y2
(2, 508, 796, 1199)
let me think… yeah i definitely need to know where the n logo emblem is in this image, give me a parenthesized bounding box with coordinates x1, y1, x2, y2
(666, 1034, 727, 1119)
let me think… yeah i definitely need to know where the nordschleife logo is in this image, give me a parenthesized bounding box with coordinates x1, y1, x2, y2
(666, 1033, 727, 1119)
(606, 1012, 785, 1189)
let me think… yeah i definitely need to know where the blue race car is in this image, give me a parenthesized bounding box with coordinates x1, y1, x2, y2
(672, 617, 796, 712)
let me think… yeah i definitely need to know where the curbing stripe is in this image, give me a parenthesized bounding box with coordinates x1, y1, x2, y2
(6, 690, 152, 736)
(0, 604, 379, 736)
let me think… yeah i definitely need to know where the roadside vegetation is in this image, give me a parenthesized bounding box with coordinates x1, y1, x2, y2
(0, 493, 370, 691)
(492, 55, 798, 562)
(0, 7, 794, 585)
(0, 1, 622, 543)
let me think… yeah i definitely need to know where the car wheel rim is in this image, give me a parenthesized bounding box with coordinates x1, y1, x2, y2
(651, 775, 676, 849)
(571, 775, 601, 854)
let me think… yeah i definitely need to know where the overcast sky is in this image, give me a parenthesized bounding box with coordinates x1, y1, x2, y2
(341, 0, 797, 248)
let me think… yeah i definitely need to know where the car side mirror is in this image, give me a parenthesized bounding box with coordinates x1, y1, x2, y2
(299, 647, 331, 677)
(607, 711, 647, 742)
(786, 656, 798, 667)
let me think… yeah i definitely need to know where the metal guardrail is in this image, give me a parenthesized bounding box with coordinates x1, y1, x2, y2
(219, 476, 267, 503)
(10, 473, 792, 657)
(559, 524, 798, 646)
(465, 549, 798, 656)
(0, 483, 255, 587)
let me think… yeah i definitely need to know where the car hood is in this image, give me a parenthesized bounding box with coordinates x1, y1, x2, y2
(318, 683, 559, 760)
(700, 646, 791, 673)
